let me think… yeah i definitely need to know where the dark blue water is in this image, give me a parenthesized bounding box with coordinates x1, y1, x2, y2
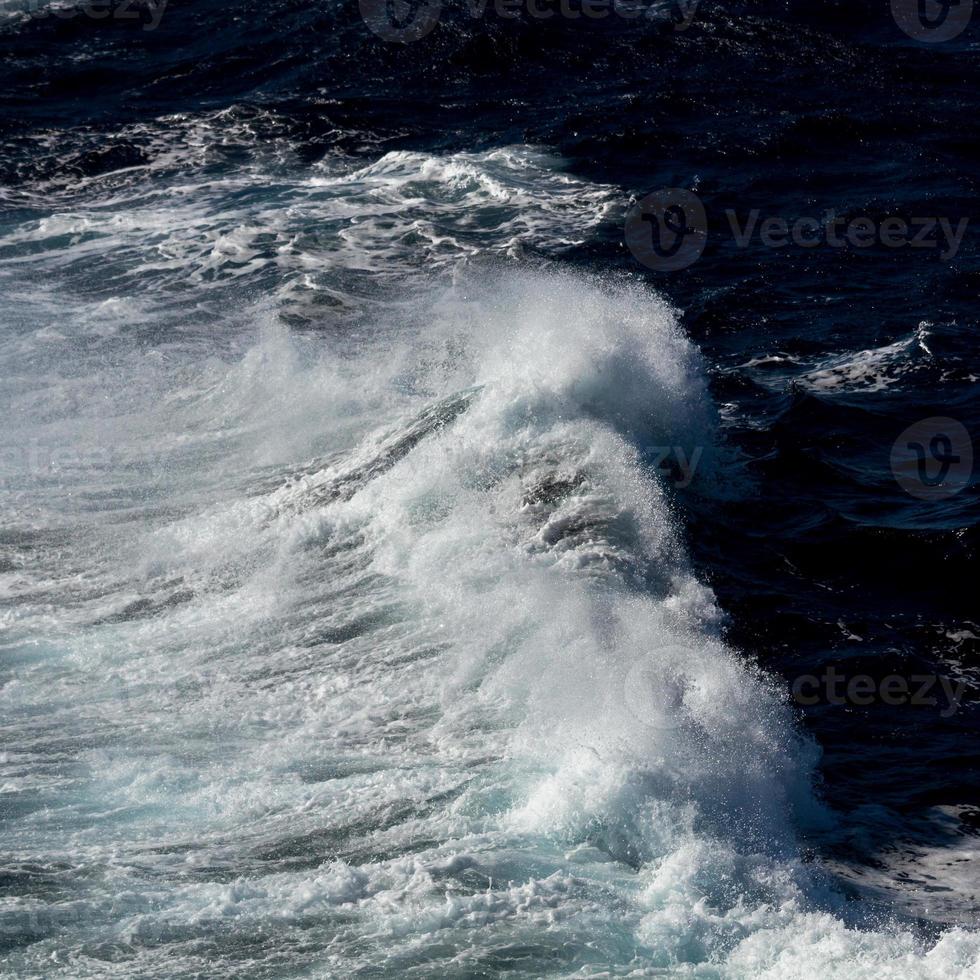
(1, 0, 978, 975)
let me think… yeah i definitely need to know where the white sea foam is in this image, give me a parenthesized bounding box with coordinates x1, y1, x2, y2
(0, 119, 619, 319)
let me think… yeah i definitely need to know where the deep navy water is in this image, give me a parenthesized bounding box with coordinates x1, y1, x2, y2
(1, 0, 978, 976)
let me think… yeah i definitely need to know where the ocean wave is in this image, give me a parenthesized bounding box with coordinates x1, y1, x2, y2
(3, 267, 978, 976)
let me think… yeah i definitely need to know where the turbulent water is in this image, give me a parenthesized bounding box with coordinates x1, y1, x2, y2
(1, 1, 979, 977)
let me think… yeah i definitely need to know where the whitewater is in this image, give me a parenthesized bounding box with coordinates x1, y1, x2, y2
(2, 140, 979, 977)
